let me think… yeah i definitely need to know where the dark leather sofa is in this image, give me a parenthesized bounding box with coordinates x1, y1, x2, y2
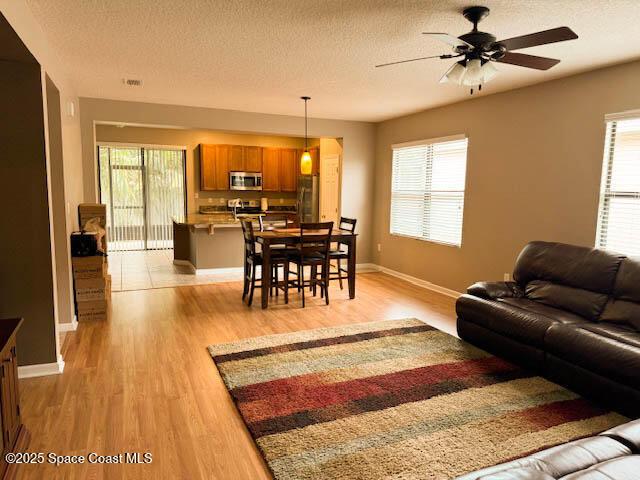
(456, 241, 640, 417)
(456, 419, 640, 479)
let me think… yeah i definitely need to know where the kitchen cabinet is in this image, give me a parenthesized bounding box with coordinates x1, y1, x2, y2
(262, 148, 280, 191)
(200, 143, 311, 192)
(244, 146, 263, 172)
(0, 318, 26, 480)
(279, 148, 299, 192)
(200, 144, 230, 191)
(229, 145, 244, 172)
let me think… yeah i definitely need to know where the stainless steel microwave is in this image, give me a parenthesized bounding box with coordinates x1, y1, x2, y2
(229, 171, 262, 191)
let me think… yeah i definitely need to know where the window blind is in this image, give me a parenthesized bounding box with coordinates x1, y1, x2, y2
(390, 136, 468, 246)
(596, 117, 640, 255)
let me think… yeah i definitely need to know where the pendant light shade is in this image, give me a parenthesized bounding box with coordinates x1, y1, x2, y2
(300, 150, 312, 175)
(300, 96, 312, 175)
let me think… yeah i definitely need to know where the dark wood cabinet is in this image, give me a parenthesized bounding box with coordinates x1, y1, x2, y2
(243, 146, 263, 172)
(228, 145, 244, 172)
(262, 148, 281, 191)
(279, 148, 299, 192)
(200, 144, 230, 191)
(0, 318, 27, 479)
(199, 143, 316, 192)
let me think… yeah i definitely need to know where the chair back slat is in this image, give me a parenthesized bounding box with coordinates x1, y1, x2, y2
(339, 217, 357, 233)
(298, 222, 333, 258)
(240, 219, 256, 256)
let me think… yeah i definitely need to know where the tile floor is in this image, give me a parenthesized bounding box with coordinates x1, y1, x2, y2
(107, 250, 242, 291)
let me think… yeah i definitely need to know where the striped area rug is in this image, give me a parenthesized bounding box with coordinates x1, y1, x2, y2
(208, 319, 627, 480)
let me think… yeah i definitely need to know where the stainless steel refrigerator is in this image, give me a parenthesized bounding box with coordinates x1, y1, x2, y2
(297, 175, 319, 223)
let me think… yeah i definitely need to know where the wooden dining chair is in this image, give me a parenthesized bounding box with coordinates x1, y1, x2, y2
(328, 217, 357, 290)
(284, 222, 333, 307)
(240, 219, 287, 306)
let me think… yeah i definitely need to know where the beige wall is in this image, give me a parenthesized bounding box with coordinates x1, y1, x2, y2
(95, 125, 316, 213)
(81, 99, 376, 263)
(0, 59, 57, 365)
(2, 2, 83, 336)
(373, 59, 640, 293)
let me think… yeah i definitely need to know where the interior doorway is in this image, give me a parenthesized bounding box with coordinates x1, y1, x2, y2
(98, 145, 186, 251)
(319, 153, 341, 225)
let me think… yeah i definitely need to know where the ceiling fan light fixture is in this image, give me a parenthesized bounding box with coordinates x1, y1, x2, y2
(441, 61, 466, 85)
(462, 58, 483, 86)
(480, 61, 499, 83)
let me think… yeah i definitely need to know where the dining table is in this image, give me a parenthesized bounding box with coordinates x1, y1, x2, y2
(253, 227, 358, 309)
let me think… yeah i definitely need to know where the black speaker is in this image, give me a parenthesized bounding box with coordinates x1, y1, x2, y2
(70, 232, 98, 257)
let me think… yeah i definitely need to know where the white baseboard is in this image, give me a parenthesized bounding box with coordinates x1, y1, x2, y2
(58, 315, 78, 332)
(174, 260, 244, 279)
(194, 266, 244, 278)
(373, 265, 462, 299)
(18, 354, 65, 379)
(355, 263, 379, 272)
(173, 259, 195, 270)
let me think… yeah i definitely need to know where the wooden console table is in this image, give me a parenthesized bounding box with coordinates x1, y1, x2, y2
(0, 318, 28, 479)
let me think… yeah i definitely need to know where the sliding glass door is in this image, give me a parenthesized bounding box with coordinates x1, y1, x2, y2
(98, 145, 186, 251)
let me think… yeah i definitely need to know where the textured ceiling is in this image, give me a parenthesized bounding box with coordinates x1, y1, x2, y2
(25, 0, 640, 122)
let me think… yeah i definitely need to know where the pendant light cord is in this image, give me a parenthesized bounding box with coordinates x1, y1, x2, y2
(304, 98, 308, 151)
(301, 96, 310, 152)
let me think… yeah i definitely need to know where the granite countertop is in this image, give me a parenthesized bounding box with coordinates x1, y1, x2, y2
(173, 214, 241, 229)
(174, 210, 299, 230)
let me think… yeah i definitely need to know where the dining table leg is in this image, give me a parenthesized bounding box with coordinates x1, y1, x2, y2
(348, 236, 356, 299)
(261, 239, 271, 309)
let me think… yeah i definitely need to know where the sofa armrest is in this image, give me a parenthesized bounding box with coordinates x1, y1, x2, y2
(467, 281, 523, 300)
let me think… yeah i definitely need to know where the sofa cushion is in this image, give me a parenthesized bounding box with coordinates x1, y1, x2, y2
(545, 323, 640, 386)
(525, 281, 608, 321)
(456, 436, 631, 480)
(600, 258, 640, 330)
(513, 242, 624, 294)
(468, 281, 524, 300)
(498, 298, 588, 326)
(603, 418, 640, 450)
(456, 295, 587, 348)
(560, 456, 640, 479)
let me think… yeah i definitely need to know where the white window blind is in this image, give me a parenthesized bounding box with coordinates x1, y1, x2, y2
(596, 117, 640, 255)
(390, 136, 468, 246)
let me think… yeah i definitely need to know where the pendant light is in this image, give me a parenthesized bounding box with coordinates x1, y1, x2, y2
(300, 96, 312, 175)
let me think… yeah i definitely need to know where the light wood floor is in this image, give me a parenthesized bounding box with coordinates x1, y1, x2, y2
(18, 272, 457, 479)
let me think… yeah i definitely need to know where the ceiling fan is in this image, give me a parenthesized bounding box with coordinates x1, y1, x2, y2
(376, 6, 578, 94)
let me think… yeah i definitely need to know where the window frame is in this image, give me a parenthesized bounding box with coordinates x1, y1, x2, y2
(389, 134, 469, 248)
(595, 110, 640, 254)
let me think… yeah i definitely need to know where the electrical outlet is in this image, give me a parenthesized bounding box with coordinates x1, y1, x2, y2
(219, 198, 225, 204)
(279, 198, 284, 204)
(207, 198, 213, 204)
(194, 192, 199, 199)
(503, 273, 511, 281)
(377, 243, 382, 252)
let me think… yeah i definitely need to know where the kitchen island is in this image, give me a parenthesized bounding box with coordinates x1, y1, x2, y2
(173, 214, 246, 273)
(172, 210, 297, 273)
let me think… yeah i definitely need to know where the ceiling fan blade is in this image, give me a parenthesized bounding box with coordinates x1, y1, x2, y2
(422, 33, 473, 49)
(496, 51, 560, 70)
(497, 27, 578, 51)
(375, 54, 444, 68)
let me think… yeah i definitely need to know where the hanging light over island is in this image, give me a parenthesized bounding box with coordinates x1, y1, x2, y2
(300, 96, 312, 175)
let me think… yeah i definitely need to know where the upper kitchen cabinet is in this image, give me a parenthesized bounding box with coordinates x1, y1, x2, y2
(228, 145, 244, 172)
(262, 148, 280, 191)
(228, 145, 262, 172)
(200, 144, 230, 191)
(279, 148, 299, 192)
(244, 146, 263, 172)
